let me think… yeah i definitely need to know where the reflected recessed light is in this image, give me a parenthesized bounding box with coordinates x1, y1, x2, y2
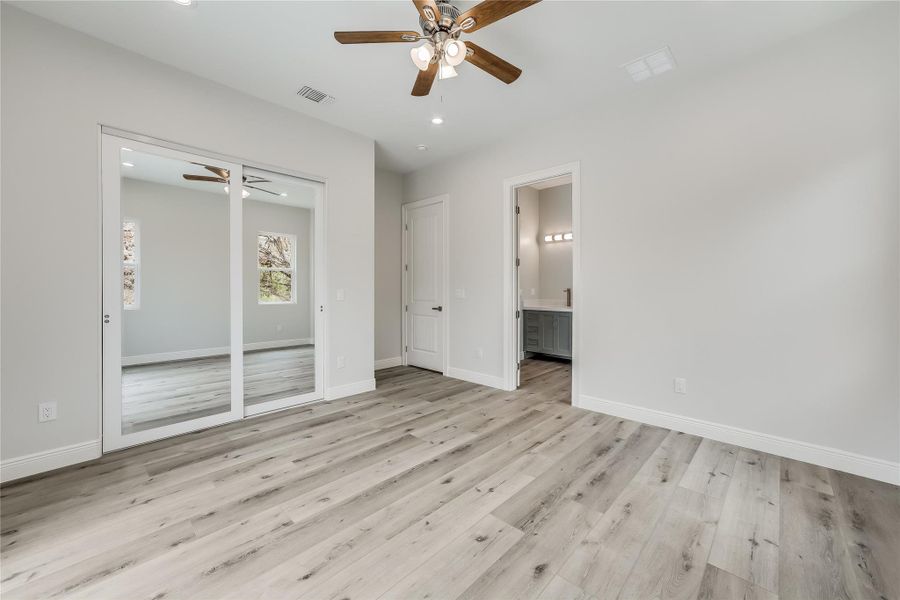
(543, 235, 553, 242)
(121, 147, 133, 152)
(121, 162, 134, 167)
(173, 0, 193, 5)
(431, 116, 443, 125)
(224, 185, 250, 199)
(416, 144, 428, 151)
(553, 234, 563, 241)
(280, 193, 288, 197)
(563, 232, 573, 240)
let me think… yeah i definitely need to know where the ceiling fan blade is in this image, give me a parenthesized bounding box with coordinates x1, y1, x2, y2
(464, 42, 522, 84)
(334, 31, 420, 44)
(412, 0, 440, 23)
(455, 0, 540, 33)
(191, 162, 230, 180)
(412, 62, 439, 97)
(183, 174, 227, 183)
(244, 184, 280, 196)
(243, 176, 271, 184)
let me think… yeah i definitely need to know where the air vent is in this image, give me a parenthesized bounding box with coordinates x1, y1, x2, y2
(622, 46, 677, 83)
(297, 86, 335, 104)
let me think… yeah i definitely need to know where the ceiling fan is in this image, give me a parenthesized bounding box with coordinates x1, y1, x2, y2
(182, 164, 280, 197)
(334, 0, 540, 96)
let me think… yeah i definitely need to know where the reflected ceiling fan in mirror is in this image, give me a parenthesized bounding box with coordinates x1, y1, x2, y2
(182, 164, 280, 197)
(334, 0, 540, 96)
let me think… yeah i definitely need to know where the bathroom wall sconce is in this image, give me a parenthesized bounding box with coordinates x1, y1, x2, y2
(543, 232, 573, 243)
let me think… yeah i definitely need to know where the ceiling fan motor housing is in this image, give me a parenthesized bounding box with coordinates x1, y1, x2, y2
(420, 0, 461, 35)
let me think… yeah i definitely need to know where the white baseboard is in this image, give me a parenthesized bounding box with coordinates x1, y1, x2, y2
(123, 338, 313, 366)
(1, 440, 102, 484)
(326, 378, 376, 401)
(375, 356, 402, 370)
(577, 395, 900, 485)
(446, 367, 510, 391)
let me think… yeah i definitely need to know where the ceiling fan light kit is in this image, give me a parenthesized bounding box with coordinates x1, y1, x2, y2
(335, 0, 539, 96)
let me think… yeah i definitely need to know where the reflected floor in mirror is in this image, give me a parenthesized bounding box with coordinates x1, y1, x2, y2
(122, 345, 315, 433)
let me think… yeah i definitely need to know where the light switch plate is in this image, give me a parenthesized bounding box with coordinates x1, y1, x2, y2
(674, 378, 687, 394)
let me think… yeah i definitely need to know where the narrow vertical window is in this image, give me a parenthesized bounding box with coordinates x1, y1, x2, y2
(122, 219, 140, 310)
(258, 232, 297, 304)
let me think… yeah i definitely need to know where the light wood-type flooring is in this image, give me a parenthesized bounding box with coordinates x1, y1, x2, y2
(122, 345, 315, 433)
(2, 359, 898, 599)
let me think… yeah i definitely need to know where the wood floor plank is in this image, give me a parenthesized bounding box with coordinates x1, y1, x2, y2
(779, 458, 859, 600)
(828, 470, 900, 600)
(378, 513, 524, 600)
(707, 449, 781, 595)
(696, 564, 778, 600)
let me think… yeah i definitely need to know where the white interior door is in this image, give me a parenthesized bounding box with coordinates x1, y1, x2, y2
(404, 198, 445, 372)
(101, 134, 244, 451)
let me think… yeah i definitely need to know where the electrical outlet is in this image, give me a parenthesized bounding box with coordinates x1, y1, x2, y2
(38, 401, 57, 422)
(337, 355, 345, 369)
(674, 378, 687, 394)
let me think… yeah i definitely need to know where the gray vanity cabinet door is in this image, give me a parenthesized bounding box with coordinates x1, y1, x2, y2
(539, 313, 556, 354)
(523, 311, 540, 352)
(556, 313, 572, 358)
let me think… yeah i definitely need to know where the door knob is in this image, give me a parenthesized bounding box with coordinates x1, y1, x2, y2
(431, 306, 443, 312)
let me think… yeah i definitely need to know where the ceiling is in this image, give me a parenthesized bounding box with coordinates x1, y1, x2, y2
(121, 147, 318, 208)
(16, 1, 866, 173)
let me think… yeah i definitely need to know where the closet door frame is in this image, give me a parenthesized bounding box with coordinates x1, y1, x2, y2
(100, 134, 245, 452)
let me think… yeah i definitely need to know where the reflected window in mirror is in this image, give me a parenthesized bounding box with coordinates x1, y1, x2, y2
(257, 232, 296, 304)
(122, 218, 140, 310)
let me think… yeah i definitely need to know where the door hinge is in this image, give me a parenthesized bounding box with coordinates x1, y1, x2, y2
(516, 310, 520, 319)
(404, 223, 408, 231)
(516, 258, 520, 267)
(405, 345, 408, 352)
(404, 264, 408, 271)
(405, 305, 408, 312)
(515, 205, 520, 215)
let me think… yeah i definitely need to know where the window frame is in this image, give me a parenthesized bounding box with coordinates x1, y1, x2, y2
(122, 217, 140, 311)
(257, 230, 298, 305)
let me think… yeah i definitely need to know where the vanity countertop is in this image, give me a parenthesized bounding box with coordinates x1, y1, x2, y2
(522, 304, 572, 313)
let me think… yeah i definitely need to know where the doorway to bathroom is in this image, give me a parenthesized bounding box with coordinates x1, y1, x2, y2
(502, 163, 580, 404)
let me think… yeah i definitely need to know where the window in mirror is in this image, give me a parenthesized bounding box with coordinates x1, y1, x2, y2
(123, 219, 140, 309)
(258, 232, 296, 304)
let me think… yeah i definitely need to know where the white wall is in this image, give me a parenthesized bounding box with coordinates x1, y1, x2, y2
(1, 6, 374, 463)
(516, 187, 540, 300)
(537, 184, 573, 302)
(374, 169, 403, 364)
(404, 7, 899, 470)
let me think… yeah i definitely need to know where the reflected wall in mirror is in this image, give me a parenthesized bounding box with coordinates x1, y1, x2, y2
(243, 171, 318, 407)
(120, 149, 232, 433)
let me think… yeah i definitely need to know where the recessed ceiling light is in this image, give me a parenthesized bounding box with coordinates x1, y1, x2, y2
(416, 144, 428, 151)
(173, 0, 193, 5)
(280, 193, 288, 197)
(431, 116, 444, 125)
(121, 162, 134, 167)
(622, 46, 677, 83)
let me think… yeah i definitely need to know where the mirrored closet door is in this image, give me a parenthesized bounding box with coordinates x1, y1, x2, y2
(101, 134, 324, 451)
(102, 135, 244, 450)
(242, 168, 324, 416)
